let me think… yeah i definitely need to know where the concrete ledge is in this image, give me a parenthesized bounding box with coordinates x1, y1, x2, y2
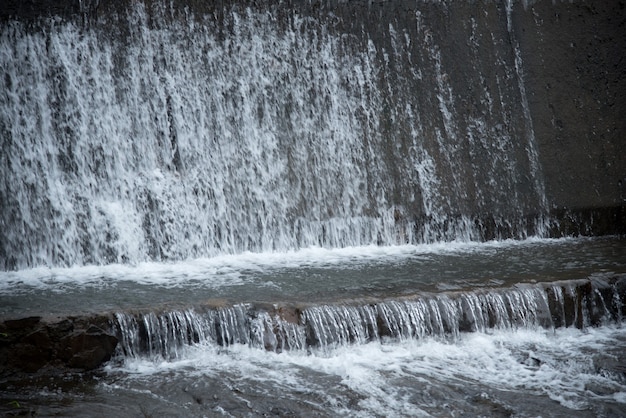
(2, 275, 624, 376)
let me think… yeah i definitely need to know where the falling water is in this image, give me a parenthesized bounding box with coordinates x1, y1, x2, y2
(113, 275, 626, 360)
(0, 3, 550, 270)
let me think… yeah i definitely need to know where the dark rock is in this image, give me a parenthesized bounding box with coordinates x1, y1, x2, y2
(3, 317, 41, 331)
(60, 326, 118, 370)
(270, 406, 296, 416)
(275, 306, 300, 324)
(7, 342, 50, 373)
(22, 328, 51, 347)
(1, 317, 118, 375)
(54, 319, 74, 335)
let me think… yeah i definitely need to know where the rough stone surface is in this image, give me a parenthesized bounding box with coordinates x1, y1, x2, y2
(0, 316, 118, 376)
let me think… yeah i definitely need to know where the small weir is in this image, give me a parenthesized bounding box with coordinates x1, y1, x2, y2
(113, 275, 626, 360)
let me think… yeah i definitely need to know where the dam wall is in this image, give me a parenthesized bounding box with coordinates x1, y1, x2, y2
(1, 0, 624, 269)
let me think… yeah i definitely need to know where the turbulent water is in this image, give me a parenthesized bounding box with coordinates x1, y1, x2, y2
(1, 1, 625, 417)
(2, 237, 626, 417)
(5, 322, 626, 417)
(12, 323, 623, 417)
(102, 326, 626, 417)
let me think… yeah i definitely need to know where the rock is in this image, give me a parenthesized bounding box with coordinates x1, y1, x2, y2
(8, 342, 50, 373)
(3, 316, 41, 330)
(22, 328, 51, 347)
(60, 325, 118, 370)
(0, 316, 118, 375)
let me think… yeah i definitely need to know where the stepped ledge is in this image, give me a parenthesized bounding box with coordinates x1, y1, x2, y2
(1, 275, 624, 377)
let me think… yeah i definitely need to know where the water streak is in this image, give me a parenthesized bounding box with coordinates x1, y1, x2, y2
(1, 4, 551, 269)
(113, 277, 625, 360)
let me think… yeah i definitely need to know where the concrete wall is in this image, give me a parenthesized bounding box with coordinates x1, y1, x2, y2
(512, 1, 626, 211)
(2, 0, 625, 232)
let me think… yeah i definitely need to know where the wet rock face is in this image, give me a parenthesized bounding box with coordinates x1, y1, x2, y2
(59, 325, 119, 370)
(0, 316, 118, 375)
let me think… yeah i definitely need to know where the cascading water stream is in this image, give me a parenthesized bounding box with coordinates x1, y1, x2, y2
(1, 3, 551, 270)
(112, 276, 626, 361)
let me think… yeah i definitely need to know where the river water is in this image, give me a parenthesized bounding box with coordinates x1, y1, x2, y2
(1, 236, 625, 417)
(1, 236, 625, 317)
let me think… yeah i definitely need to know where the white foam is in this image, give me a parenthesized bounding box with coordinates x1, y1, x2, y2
(109, 324, 626, 415)
(0, 237, 571, 294)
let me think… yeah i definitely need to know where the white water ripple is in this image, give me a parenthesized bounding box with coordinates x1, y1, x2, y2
(106, 325, 626, 417)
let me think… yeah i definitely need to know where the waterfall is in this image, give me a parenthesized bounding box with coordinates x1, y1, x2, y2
(113, 276, 626, 360)
(0, 3, 550, 270)
(115, 304, 307, 360)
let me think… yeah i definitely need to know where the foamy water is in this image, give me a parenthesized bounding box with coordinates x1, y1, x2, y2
(0, 237, 602, 293)
(2, 236, 624, 317)
(0, 239, 511, 295)
(99, 325, 626, 417)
